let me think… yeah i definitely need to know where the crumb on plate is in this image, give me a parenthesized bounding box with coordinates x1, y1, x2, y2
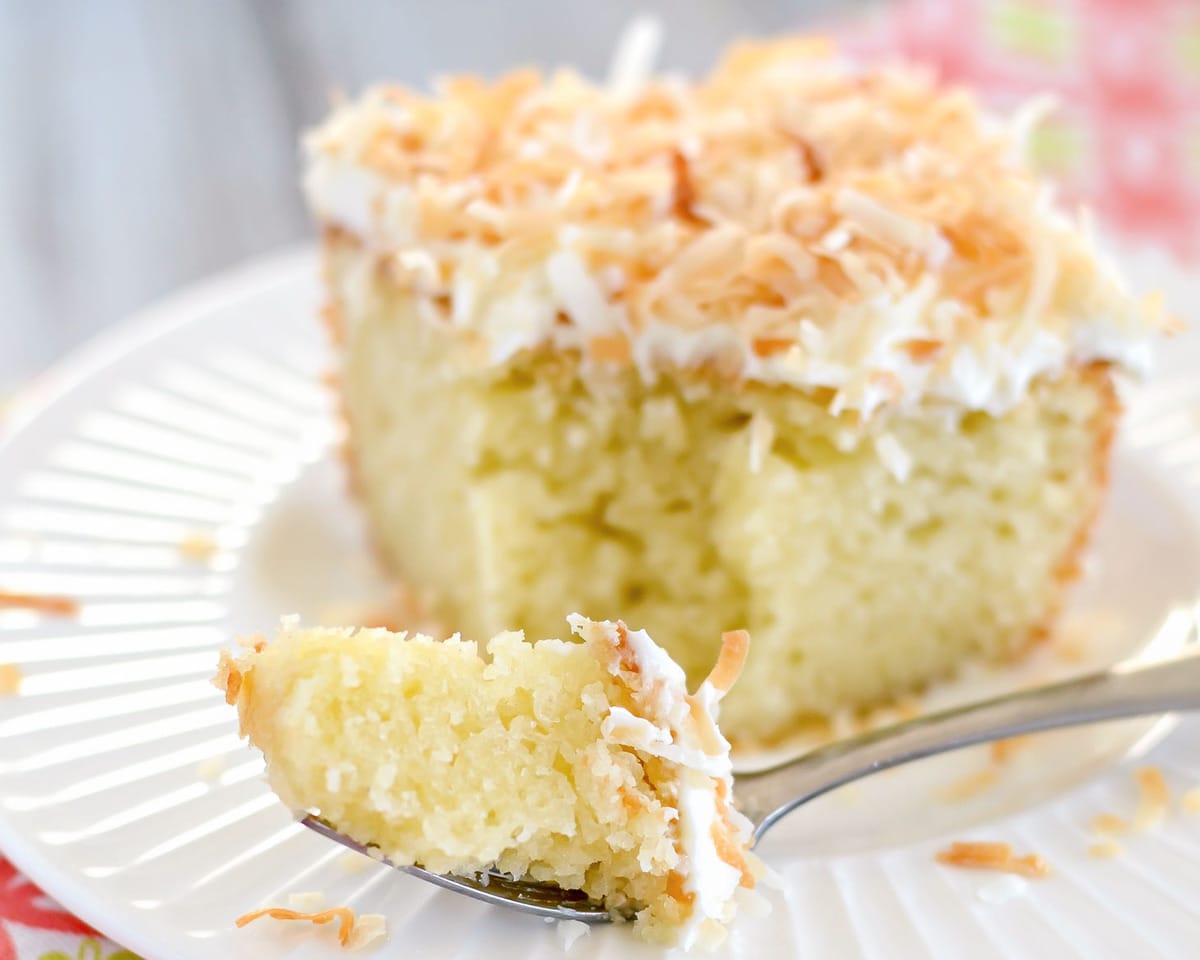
(937, 767, 1000, 803)
(340, 851, 372, 873)
(556, 918, 591, 951)
(195, 756, 227, 783)
(348, 913, 387, 950)
(1133, 766, 1169, 830)
(1089, 813, 1129, 836)
(0, 663, 21, 696)
(1053, 635, 1089, 663)
(1088, 841, 1122, 859)
(990, 736, 1032, 764)
(0, 590, 79, 617)
(235, 906, 359, 947)
(287, 891, 327, 912)
(935, 841, 1051, 878)
(179, 532, 219, 562)
(1182, 787, 1200, 814)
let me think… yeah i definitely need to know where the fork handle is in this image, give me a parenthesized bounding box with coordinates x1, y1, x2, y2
(734, 648, 1200, 841)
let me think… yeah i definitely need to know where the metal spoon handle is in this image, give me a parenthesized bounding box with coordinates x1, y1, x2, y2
(735, 649, 1200, 841)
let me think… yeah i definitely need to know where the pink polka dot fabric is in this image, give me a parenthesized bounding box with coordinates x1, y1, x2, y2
(835, 0, 1200, 259)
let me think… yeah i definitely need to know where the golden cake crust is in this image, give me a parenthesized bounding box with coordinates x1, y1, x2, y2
(1013, 361, 1120, 658)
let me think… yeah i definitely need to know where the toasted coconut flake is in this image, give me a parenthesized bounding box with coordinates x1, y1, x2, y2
(214, 651, 243, 705)
(897, 337, 944, 362)
(1053, 634, 1088, 663)
(0, 663, 22, 696)
(288, 892, 328, 912)
(1133, 766, 1169, 830)
(705, 630, 750, 695)
(834, 188, 937, 254)
(179, 532, 218, 563)
(196, 756, 227, 783)
(340, 851, 372, 873)
(710, 804, 755, 887)
(588, 334, 633, 363)
(671, 150, 706, 225)
(236, 906, 358, 946)
(1090, 813, 1129, 836)
(935, 841, 1051, 878)
(789, 135, 824, 182)
(938, 767, 1000, 803)
(1183, 787, 1200, 814)
(320, 302, 346, 347)
(892, 698, 922, 722)
(873, 432, 912, 483)
(348, 913, 388, 950)
(1088, 841, 1122, 860)
(606, 15, 663, 100)
(750, 337, 796, 358)
(556, 917, 591, 951)
(0, 590, 79, 617)
(747, 412, 776, 474)
(990, 736, 1031, 765)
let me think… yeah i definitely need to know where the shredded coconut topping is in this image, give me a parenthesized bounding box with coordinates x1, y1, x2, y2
(306, 37, 1167, 416)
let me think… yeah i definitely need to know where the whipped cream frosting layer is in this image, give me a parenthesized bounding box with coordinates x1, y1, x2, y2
(570, 615, 763, 950)
(306, 38, 1169, 417)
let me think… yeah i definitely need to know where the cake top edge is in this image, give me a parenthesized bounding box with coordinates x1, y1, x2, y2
(304, 35, 1172, 417)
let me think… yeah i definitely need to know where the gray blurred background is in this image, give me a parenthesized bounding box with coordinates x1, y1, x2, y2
(0, 0, 867, 388)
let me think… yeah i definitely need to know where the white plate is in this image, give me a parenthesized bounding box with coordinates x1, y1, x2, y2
(1, 246, 1199, 960)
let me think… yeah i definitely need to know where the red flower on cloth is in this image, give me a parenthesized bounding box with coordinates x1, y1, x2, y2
(0, 861, 96, 960)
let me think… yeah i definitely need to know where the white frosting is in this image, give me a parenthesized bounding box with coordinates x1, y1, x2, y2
(567, 614, 758, 950)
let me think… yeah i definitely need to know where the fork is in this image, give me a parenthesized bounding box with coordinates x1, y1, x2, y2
(302, 642, 1200, 922)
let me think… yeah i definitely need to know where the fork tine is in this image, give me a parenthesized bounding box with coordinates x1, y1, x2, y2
(300, 815, 613, 922)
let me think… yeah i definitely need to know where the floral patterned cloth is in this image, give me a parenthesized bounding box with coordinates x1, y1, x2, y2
(0, 863, 133, 960)
(1, 0, 1193, 957)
